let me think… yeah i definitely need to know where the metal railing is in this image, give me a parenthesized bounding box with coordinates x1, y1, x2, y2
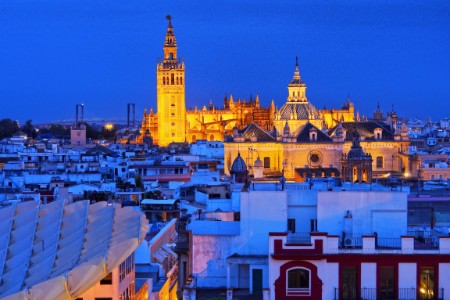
(286, 232, 311, 244)
(398, 287, 416, 300)
(360, 288, 377, 299)
(333, 287, 444, 300)
(376, 237, 402, 249)
(339, 236, 363, 248)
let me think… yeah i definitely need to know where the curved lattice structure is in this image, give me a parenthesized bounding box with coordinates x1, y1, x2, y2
(0, 200, 148, 300)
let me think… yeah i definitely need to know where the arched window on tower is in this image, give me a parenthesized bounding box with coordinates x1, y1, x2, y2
(171, 74, 174, 85)
(180, 77, 183, 85)
(163, 77, 166, 85)
(176, 77, 179, 85)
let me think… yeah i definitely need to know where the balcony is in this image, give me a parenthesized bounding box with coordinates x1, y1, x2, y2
(334, 287, 444, 300)
(283, 232, 450, 254)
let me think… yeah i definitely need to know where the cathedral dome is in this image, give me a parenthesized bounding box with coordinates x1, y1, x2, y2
(278, 102, 320, 120)
(230, 152, 247, 173)
(347, 132, 371, 160)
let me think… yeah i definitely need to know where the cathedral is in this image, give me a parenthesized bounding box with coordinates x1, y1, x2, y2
(141, 16, 353, 147)
(140, 16, 275, 146)
(141, 16, 417, 181)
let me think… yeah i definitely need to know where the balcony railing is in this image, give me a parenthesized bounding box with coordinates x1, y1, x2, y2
(339, 236, 363, 248)
(398, 287, 416, 300)
(286, 232, 311, 244)
(360, 288, 377, 300)
(376, 237, 402, 249)
(333, 287, 444, 300)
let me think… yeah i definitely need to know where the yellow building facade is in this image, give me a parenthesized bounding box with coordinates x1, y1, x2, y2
(141, 17, 354, 146)
(141, 17, 414, 181)
(224, 65, 412, 180)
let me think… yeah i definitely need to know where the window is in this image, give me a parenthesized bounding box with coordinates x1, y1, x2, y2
(439, 174, 444, 180)
(310, 219, 317, 232)
(287, 268, 310, 296)
(419, 267, 434, 299)
(171, 74, 174, 84)
(376, 156, 384, 168)
(341, 266, 357, 300)
(100, 273, 112, 285)
(263, 157, 270, 169)
(379, 267, 394, 299)
(287, 219, 296, 233)
(430, 174, 435, 180)
(119, 254, 134, 283)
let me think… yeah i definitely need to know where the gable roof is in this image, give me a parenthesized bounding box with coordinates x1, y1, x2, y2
(237, 123, 276, 142)
(328, 121, 394, 141)
(296, 123, 333, 142)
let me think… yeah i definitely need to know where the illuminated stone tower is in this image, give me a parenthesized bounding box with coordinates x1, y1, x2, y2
(287, 56, 307, 102)
(157, 15, 186, 146)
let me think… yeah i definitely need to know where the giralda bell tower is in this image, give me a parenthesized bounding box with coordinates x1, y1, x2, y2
(157, 15, 186, 146)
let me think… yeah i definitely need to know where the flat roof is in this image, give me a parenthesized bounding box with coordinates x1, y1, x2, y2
(141, 199, 179, 205)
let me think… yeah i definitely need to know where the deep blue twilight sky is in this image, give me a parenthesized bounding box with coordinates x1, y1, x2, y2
(1, 1, 450, 124)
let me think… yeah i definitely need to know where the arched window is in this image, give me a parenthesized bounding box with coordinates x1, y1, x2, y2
(180, 77, 183, 85)
(171, 74, 174, 85)
(192, 135, 197, 143)
(176, 77, 179, 85)
(163, 77, 166, 85)
(209, 134, 214, 141)
(287, 268, 310, 296)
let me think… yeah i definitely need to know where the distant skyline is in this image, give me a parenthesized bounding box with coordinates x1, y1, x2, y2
(1, 1, 450, 124)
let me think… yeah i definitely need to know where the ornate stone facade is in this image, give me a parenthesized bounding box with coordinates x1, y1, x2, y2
(141, 17, 414, 181)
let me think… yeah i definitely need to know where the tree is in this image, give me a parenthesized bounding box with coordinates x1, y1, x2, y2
(39, 124, 70, 138)
(135, 174, 143, 190)
(85, 124, 100, 140)
(101, 125, 117, 140)
(21, 120, 37, 139)
(0, 118, 20, 140)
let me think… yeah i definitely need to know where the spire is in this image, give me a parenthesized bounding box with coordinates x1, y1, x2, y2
(255, 94, 260, 108)
(163, 15, 177, 60)
(287, 56, 307, 102)
(373, 101, 383, 121)
(293, 56, 301, 82)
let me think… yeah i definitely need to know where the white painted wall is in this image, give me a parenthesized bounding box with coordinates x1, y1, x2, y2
(398, 263, 416, 289)
(240, 191, 287, 255)
(191, 190, 287, 289)
(317, 191, 407, 237)
(361, 263, 376, 289)
(439, 263, 450, 300)
(287, 189, 318, 233)
(325, 263, 339, 299)
(192, 235, 238, 287)
(313, 260, 339, 300)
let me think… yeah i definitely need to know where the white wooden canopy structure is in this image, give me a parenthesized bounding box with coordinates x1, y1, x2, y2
(0, 200, 148, 300)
